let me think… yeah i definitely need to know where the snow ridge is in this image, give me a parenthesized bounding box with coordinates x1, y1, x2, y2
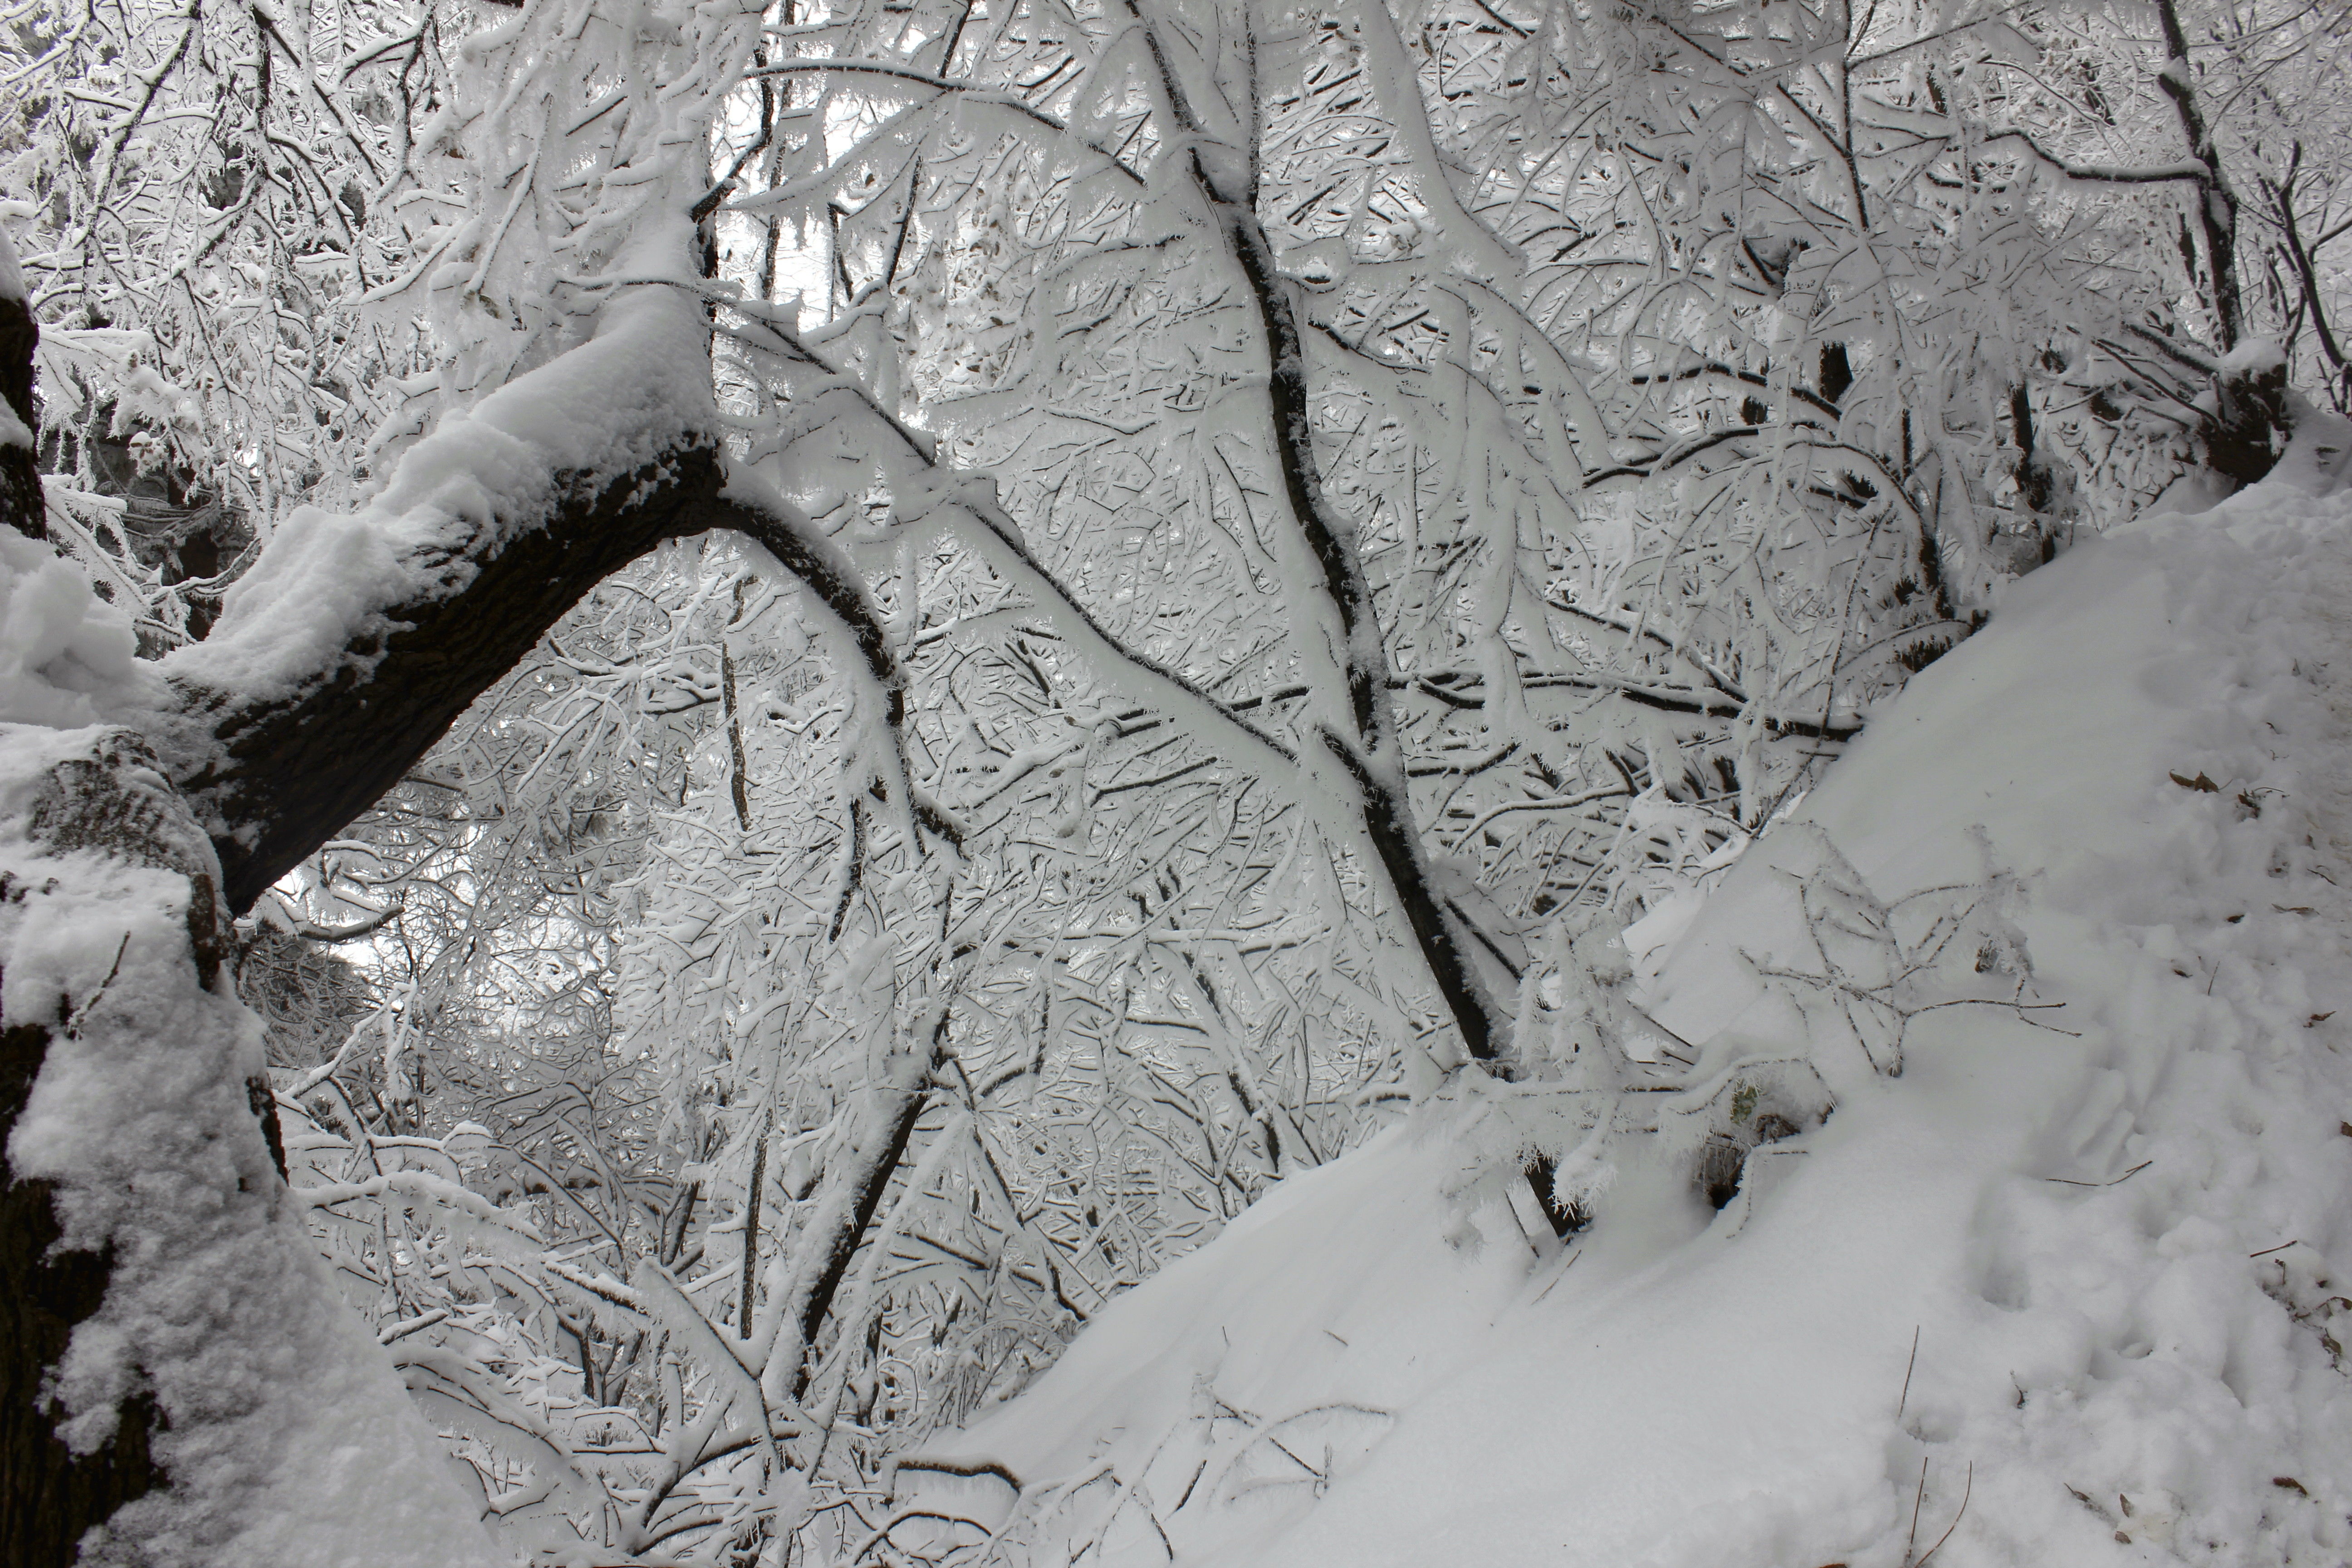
(902, 417, 2352, 1568)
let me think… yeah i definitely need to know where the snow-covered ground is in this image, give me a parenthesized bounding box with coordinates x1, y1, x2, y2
(903, 416, 2352, 1568)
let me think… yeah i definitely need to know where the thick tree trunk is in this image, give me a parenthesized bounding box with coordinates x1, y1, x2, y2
(167, 446, 735, 912)
(0, 730, 502, 1566)
(0, 731, 232, 1558)
(116, 277, 910, 916)
(148, 462, 902, 914)
(0, 1022, 162, 1566)
(0, 269, 904, 1558)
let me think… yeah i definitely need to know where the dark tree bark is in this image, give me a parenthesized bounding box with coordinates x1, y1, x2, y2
(0, 280, 908, 1558)
(791, 1073, 931, 1399)
(0, 280, 41, 543)
(0, 1021, 162, 1566)
(157, 466, 904, 916)
(2206, 357, 2291, 487)
(167, 448, 733, 913)
(2152, 0, 2244, 352)
(1122, 0, 1506, 1070)
(1, 730, 244, 1564)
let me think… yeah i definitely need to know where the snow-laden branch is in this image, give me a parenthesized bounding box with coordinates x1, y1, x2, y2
(99, 244, 916, 909)
(740, 312, 1302, 781)
(133, 254, 728, 907)
(1978, 127, 2213, 187)
(733, 59, 1148, 191)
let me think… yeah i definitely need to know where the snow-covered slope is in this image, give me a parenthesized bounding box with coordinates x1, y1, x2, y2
(905, 418, 2352, 1568)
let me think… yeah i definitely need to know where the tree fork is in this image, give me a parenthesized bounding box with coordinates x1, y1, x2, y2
(0, 285, 912, 1555)
(169, 446, 737, 911)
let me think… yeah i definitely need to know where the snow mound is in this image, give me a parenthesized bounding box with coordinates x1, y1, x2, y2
(906, 415, 2352, 1568)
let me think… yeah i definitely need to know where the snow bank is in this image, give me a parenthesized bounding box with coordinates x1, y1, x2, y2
(911, 415, 2352, 1568)
(0, 727, 505, 1567)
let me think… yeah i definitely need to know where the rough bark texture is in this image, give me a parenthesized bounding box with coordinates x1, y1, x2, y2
(0, 284, 167, 1563)
(2208, 358, 2292, 488)
(0, 1023, 162, 1568)
(148, 456, 910, 916)
(2, 731, 240, 1564)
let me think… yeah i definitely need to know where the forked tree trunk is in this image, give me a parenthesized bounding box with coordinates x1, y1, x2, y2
(0, 266, 905, 1556)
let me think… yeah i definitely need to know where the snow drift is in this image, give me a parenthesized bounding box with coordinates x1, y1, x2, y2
(901, 415, 2352, 1568)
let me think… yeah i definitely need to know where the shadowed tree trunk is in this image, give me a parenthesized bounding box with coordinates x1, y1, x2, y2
(0, 264, 42, 545)
(0, 1021, 163, 1565)
(0, 270, 906, 1558)
(0, 727, 247, 1561)
(0, 249, 152, 1564)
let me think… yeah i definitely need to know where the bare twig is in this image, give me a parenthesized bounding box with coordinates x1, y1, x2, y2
(1911, 1462, 1973, 1568)
(1905, 1457, 1930, 1560)
(2044, 1160, 2153, 1188)
(64, 933, 134, 1039)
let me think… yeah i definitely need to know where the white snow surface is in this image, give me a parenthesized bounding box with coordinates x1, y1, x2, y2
(0, 727, 505, 1567)
(0, 530, 167, 726)
(909, 416, 2352, 1568)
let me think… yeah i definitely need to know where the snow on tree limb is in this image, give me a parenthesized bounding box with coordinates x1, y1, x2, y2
(743, 311, 1303, 779)
(32, 250, 908, 911)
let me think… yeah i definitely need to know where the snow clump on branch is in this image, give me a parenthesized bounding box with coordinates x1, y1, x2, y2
(0, 533, 166, 728)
